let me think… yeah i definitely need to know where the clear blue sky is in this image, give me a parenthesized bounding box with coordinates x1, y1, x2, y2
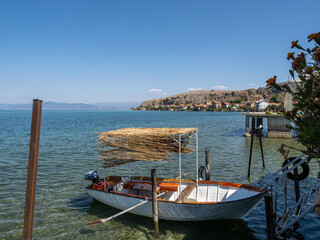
(0, 0, 319, 104)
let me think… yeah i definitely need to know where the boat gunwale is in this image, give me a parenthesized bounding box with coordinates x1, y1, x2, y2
(87, 182, 266, 205)
(105, 176, 265, 193)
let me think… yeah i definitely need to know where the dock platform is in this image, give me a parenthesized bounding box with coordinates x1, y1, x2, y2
(239, 112, 292, 139)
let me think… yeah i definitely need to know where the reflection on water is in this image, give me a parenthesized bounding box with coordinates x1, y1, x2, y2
(86, 199, 258, 240)
(0, 111, 319, 239)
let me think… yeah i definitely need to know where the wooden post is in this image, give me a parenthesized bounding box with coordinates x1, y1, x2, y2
(23, 99, 43, 240)
(257, 117, 263, 128)
(247, 118, 256, 178)
(151, 169, 159, 238)
(251, 117, 256, 134)
(205, 147, 210, 180)
(248, 133, 254, 178)
(245, 115, 250, 137)
(265, 188, 276, 240)
(293, 168, 300, 202)
(258, 129, 265, 168)
(293, 166, 301, 230)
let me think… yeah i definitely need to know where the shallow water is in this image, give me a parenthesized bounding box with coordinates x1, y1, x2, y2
(0, 111, 319, 239)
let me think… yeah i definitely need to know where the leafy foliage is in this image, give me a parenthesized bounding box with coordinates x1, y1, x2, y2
(266, 32, 320, 158)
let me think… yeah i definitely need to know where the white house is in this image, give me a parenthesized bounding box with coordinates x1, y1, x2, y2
(255, 101, 269, 111)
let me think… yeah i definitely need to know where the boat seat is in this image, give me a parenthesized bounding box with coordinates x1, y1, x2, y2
(158, 182, 179, 192)
(123, 181, 179, 192)
(175, 185, 196, 202)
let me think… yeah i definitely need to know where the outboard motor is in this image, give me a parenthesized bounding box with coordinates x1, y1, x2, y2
(85, 170, 100, 184)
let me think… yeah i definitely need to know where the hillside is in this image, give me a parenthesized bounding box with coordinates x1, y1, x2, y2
(140, 87, 283, 108)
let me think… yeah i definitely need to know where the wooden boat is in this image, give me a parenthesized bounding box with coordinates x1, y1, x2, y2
(86, 128, 266, 221)
(87, 176, 265, 221)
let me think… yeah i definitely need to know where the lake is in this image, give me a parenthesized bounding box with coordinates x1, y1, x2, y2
(0, 110, 319, 239)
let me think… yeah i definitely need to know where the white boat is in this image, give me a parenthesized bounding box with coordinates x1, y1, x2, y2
(87, 176, 265, 221)
(86, 128, 266, 221)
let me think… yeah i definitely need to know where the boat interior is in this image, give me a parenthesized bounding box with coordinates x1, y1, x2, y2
(89, 176, 264, 203)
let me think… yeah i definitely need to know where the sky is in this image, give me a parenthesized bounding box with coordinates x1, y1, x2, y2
(0, 0, 319, 104)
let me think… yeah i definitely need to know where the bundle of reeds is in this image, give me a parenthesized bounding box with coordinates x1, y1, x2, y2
(99, 128, 197, 167)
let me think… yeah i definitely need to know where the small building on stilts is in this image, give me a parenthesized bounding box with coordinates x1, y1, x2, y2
(240, 112, 292, 139)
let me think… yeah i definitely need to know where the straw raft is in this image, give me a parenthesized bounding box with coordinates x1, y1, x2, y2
(99, 128, 197, 167)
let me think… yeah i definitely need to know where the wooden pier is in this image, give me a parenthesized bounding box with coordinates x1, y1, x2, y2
(239, 112, 292, 139)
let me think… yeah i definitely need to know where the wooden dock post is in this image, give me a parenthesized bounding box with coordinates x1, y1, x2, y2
(258, 128, 265, 168)
(151, 169, 159, 238)
(248, 118, 255, 178)
(23, 99, 43, 240)
(264, 187, 276, 240)
(245, 115, 250, 137)
(205, 147, 210, 180)
(293, 166, 301, 230)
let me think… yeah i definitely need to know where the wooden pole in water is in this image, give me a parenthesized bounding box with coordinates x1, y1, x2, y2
(258, 129, 265, 168)
(293, 168, 300, 202)
(293, 166, 301, 230)
(264, 188, 276, 240)
(256, 118, 265, 168)
(248, 117, 255, 178)
(23, 99, 43, 240)
(151, 169, 159, 238)
(245, 115, 250, 137)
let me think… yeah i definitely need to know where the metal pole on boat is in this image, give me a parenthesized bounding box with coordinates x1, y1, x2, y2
(179, 135, 182, 202)
(104, 167, 106, 192)
(205, 146, 210, 180)
(23, 99, 42, 240)
(196, 130, 199, 200)
(151, 169, 159, 238)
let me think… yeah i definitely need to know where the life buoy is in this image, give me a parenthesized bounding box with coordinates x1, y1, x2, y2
(92, 181, 106, 191)
(198, 166, 210, 180)
(282, 157, 310, 181)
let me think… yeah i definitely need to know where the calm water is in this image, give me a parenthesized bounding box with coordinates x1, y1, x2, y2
(0, 111, 319, 239)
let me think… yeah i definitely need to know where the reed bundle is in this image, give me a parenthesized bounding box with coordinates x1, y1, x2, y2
(99, 128, 197, 167)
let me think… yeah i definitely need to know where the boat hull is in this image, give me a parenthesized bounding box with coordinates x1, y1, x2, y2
(87, 188, 265, 221)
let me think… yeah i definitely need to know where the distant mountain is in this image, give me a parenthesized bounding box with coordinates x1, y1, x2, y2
(0, 101, 140, 111)
(0, 102, 103, 110)
(43, 102, 105, 110)
(93, 102, 140, 110)
(0, 103, 32, 110)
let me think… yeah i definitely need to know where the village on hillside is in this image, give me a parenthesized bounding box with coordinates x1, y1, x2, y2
(133, 99, 282, 112)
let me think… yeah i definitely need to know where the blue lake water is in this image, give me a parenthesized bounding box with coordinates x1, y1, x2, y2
(0, 110, 319, 239)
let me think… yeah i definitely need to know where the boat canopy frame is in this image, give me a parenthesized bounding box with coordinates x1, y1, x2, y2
(170, 129, 199, 201)
(98, 127, 199, 201)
